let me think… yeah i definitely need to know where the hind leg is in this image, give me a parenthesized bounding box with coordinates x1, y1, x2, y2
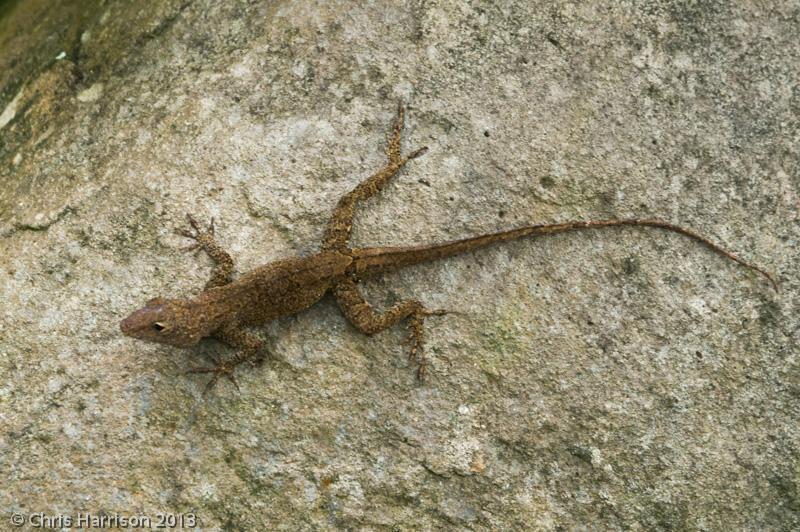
(332, 278, 445, 380)
(322, 103, 428, 251)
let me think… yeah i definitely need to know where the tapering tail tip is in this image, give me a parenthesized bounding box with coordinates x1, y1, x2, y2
(760, 269, 779, 293)
(718, 258, 776, 292)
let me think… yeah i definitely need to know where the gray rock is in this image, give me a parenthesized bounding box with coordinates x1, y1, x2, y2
(1, 0, 796, 529)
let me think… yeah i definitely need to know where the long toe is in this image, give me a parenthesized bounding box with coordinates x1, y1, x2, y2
(225, 372, 240, 391)
(202, 374, 221, 395)
(184, 366, 215, 375)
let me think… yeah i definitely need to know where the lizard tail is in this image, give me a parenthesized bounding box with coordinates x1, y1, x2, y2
(348, 219, 777, 290)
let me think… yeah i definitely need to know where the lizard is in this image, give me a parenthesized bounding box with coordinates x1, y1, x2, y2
(120, 103, 777, 394)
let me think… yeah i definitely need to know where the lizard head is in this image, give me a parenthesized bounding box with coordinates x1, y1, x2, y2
(120, 297, 208, 347)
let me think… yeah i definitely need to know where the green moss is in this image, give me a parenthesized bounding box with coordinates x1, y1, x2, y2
(757, 299, 781, 327)
(478, 312, 528, 376)
(32, 432, 53, 445)
(224, 448, 270, 497)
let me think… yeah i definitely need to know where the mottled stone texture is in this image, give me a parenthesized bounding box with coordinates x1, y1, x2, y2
(0, 0, 797, 529)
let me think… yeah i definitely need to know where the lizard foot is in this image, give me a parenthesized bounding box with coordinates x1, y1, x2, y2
(404, 308, 448, 382)
(184, 355, 240, 395)
(175, 213, 216, 252)
(173, 213, 235, 288)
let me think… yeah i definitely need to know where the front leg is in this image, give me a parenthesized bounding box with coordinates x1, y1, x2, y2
(332, 278, 445, 380)
(185, 323, 263, 395)
(175, 213, 235, 289)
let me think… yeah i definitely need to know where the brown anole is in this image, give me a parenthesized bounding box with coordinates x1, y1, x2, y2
(120, 104, 776, 393)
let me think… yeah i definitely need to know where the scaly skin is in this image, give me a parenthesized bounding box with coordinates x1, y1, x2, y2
(120, 103, 776, 394)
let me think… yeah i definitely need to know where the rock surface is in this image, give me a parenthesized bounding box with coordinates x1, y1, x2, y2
(1, 0, 797, 529)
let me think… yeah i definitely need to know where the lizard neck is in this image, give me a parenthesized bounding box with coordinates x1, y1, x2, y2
(192, 285, 240, 332)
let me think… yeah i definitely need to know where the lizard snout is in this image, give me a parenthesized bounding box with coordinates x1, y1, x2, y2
(120, 308, 150, 337)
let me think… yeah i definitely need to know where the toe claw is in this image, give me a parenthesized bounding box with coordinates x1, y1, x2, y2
(408, 345, 420, 361)
(203, 374, 220, 396)
(186, 213, 200, 230)
(183, 366, 212, 375)
(408, 146, 428, 160)
(416, 363, 426, 382)
(226, 372, 240, 391)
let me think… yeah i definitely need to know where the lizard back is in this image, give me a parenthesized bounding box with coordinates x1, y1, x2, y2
(221, 251, 352, 325)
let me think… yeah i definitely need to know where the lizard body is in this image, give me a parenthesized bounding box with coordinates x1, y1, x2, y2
(120, 104, 775, 392)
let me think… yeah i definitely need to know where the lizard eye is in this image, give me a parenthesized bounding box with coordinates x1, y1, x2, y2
(153, 322, 166, 332)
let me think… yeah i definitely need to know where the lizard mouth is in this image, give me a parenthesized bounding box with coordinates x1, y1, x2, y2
(120, 307, 160, 338)
(119, 313, 141, 336)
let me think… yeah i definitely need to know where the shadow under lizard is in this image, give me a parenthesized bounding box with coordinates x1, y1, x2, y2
(120, 104, 777, 393)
